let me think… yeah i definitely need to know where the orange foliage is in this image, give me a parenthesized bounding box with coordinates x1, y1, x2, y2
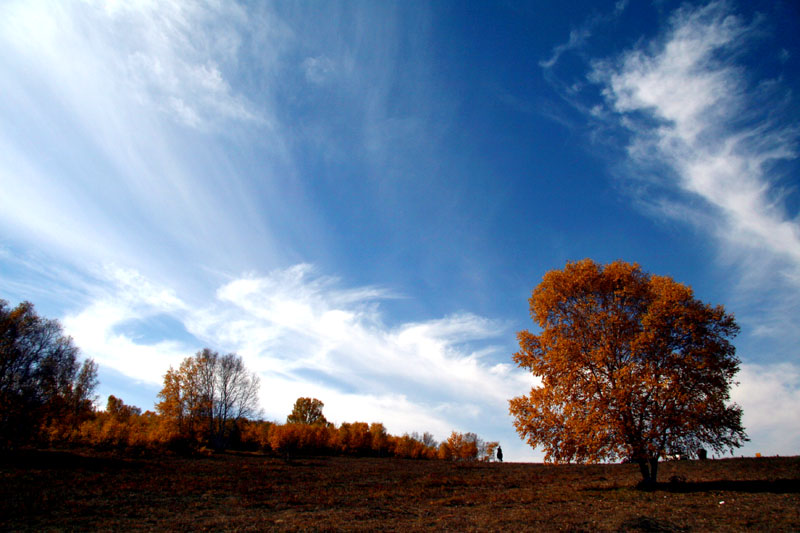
(51, 399, 492, 463)
(437, 431, 497, 462)
(231, 419, 455, 460)
(369, 423, 391, 456)
(481, 441, 500, 462)
(267, 423, 333, 457)
(72, 396, 171, 451)
(239, 420, 274, 451)
(443, 431, 478, 461)
(286, 397, 328, 426)
(337, 422, 372, 455)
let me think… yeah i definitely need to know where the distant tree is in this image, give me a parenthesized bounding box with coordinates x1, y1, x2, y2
(409, 431, 438, 449)
(106, 395, 142, 421)
(369, 423, 390, 456)
(337, 422, 372, 455)
(0, 300, 97, 447)
(268, 422, 332, 459)
(238, 419, 274, 451)
(444, 431, 479, 461)
(392, 433, 432, 459)
(437, 441, 453, 460)
(479, 439, 500, 462)
(76, 395, 154, 450)
(213, 352, 260, 446)
(509, 260, 747, 484)
(287, 397, 328, 426)
(156, 348, 260, 449)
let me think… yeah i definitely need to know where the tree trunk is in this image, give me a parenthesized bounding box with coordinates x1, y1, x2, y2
(637, 457, 659, 486)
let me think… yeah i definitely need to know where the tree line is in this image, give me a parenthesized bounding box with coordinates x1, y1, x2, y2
(0, 299, 498, 461)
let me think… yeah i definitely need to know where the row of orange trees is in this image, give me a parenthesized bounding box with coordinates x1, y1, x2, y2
(242, 416, 498, 461)
(71, 394, 497, 461)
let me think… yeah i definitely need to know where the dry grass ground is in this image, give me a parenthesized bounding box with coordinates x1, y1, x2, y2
(1, 450, 798, 531)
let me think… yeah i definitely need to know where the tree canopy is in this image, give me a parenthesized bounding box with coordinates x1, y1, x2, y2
(287, 397, 328, 426)
(508, 259, 747, 483)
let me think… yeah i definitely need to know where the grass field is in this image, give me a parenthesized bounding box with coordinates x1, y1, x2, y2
(1, 450, 798, 531)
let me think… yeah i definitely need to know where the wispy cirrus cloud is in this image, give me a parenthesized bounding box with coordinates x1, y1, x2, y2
(0, 0, 447, 289)
(540, 0, 628, 70)
(0, 0, 299, 290)
(0, 0, 266, 132)
(592, 2, 800, 271)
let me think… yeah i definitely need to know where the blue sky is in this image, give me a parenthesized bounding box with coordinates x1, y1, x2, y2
(1, 0, 799, 461)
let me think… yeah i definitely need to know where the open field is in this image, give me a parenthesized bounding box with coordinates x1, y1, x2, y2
(1, 450, 798, 531)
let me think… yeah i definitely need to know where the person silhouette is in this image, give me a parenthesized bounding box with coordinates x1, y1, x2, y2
(496, 445, 503, 462)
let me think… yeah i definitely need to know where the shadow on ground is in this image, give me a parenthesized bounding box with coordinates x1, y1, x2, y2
(584, 477, 800, 495)
(617, 515, 689, 533)
(0, 450, 140, 471)
(660, 478, 800, 494)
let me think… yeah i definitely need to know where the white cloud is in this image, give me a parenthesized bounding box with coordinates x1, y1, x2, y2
(191, 266, 531, 410)
(62, 266, 191, 384)
(0, 0, 262, 131)
(99, 0, 263, 129)
(732, 363, 800, 456)
(592, 1, 800, 277)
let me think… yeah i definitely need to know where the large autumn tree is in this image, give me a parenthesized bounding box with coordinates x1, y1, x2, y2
(508, 260, 747, 484)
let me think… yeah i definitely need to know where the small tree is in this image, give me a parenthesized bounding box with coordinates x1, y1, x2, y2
(409, 431, 438, 449)
(369, 422, 390, 456)
(106, 395, 142, 421)
(287, 397, 328, 426)
(445, 431, 479, 461)
(0, 300, 97, 447)
(479, 440, 500, 462)
(509, 260, 747, 484)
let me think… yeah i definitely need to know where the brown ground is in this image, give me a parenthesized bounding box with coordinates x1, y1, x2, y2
(1, 450, 798, 531)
